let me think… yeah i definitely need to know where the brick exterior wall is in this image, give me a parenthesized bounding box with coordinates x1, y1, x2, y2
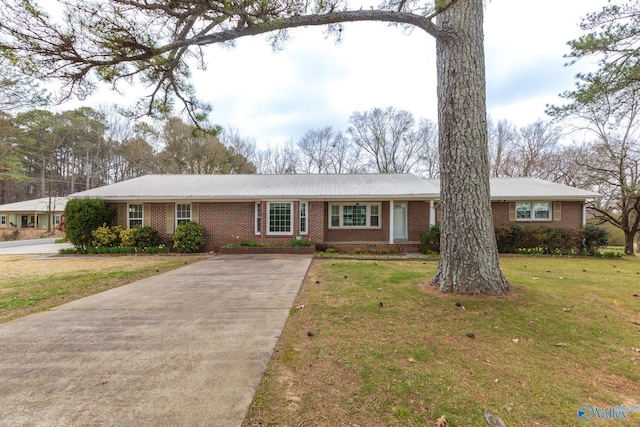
(106, 199, 584, 252)
(492, 201, 585, 228)
(408, 201, 431, 241)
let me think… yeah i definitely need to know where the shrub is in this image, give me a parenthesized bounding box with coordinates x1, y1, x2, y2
(496, 225, 585, 254)
(495, 224, 526, 253)
(145, 245, 169, 254)
(582, 225, 609, 256)
(419, 225, 440, 254)
(291, 238, 312, 247)
(64, 198, 114, 248)
(133, 226, 159, 248)
(91, 224, 121, 248)
(119, 228, 136, 247)
(173, 221, 205, 253)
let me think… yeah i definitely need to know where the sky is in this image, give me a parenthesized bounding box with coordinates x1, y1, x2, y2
(69, 0, 607, 146)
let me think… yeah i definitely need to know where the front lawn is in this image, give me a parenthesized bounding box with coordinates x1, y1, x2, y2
(244, 256, 640, 426)
(0, 255, 200, 323)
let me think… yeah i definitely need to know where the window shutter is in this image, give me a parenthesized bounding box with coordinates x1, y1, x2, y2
(117, 204, 126, 228)
(143, 204, 151, 226)
(192, 203, 199, 223)
(553, 202, 561, 221)
(166, 203, 175, 234)
(508, 203, 516, 222)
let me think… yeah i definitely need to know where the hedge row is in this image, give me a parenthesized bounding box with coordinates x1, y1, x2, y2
(420, 224, 609, 255)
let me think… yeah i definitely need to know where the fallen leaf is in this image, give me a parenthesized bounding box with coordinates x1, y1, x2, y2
(408, 357, 416, 363)
(512, 338, 520, 344)
(435, 415, 447, 426)
(555, 342, 568, 347)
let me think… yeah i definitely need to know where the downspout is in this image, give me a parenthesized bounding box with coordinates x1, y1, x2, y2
(582, 203, 587, 227)
(429, 200, 436, 227)
(389, 200, 394, 244)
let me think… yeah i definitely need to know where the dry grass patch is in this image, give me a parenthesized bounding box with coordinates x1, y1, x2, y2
(244, 257, 640, 426)
(0, 254, 202, 323)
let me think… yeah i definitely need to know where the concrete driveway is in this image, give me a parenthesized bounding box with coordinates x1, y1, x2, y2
(0, 254, 311, 426)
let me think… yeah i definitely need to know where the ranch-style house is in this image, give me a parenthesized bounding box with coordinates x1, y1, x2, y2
(67, 174, 601, 252)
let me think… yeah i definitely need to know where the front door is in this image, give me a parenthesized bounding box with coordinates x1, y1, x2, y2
(393, 202, 407, 240)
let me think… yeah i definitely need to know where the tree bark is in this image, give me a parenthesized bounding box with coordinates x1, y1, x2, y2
(432, 0, 510, 295)
(625, 231, 635, 256)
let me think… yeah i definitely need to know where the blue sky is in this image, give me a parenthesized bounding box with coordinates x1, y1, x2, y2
(70, 0, 607, 146)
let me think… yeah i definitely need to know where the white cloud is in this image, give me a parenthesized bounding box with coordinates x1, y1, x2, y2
(65, 0, 609, 145)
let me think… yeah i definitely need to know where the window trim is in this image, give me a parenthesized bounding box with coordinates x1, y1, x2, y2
(515, 201, 552, 222)
(266, 201, 293, 236)
(53, 214, 61, 226)
(328, 203, 382, 229)
(299, 201, 308, 235)
(255, 202, 261, 235)
(176, 203, 192, 227)
(127, 203, 143, 229)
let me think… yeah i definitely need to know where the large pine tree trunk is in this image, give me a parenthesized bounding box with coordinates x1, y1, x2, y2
(432, 0, 510, 295)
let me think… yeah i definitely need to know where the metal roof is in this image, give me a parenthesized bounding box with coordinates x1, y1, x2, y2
(486, 178, 601, 200)
(0, 197, 69, 212)
(70, 174, 440, 201)
(67, 174, 600, 201)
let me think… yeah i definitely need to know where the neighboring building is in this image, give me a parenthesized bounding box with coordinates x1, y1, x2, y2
(68, 174, 600, 252)
(0, 197, 68, 230)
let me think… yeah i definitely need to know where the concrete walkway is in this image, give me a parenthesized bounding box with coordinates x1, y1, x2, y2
(0, 254, 312, 427)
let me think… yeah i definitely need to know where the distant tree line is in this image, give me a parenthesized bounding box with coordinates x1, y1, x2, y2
(0, 106, 255, 204)
(1, 101, 638, 254)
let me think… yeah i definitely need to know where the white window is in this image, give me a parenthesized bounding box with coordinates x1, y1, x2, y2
(128, 204, 143, 228)
(255, 202, 261, 235)
(1, 215, 5, 226)
(267, 202, 293, 235)
(516, 202, 551, 221)
(176, 203, 191, 225)
(54, 215, 61, 226)
(329, 203, 382, 228)
(300, 202, 308, 235)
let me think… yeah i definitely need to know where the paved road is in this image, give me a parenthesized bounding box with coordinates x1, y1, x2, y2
(0, 254, 312, 426)
(0, 238, 72, 254)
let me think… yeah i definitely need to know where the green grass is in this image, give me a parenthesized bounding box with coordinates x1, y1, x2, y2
(244, 256, 640, 426)
(0, 257, 199, 323)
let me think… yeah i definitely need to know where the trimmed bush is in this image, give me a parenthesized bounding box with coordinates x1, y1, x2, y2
(173, 221, 205, 253)
(495, 224, 526, 253)
(119, 228, 136, 247)
(582, 225, 609, 255)
(133, 226, 159, 248)
(65, 198, 114, 248)
(419, 224, 440, 254)
(91, 224, 122, 248)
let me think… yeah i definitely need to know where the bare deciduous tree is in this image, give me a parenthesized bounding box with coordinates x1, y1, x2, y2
(256, 142, 299, 174)
(0, 0, 508, 294)
(297, 126, 364, 174)
(348, 107, 426, 173)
